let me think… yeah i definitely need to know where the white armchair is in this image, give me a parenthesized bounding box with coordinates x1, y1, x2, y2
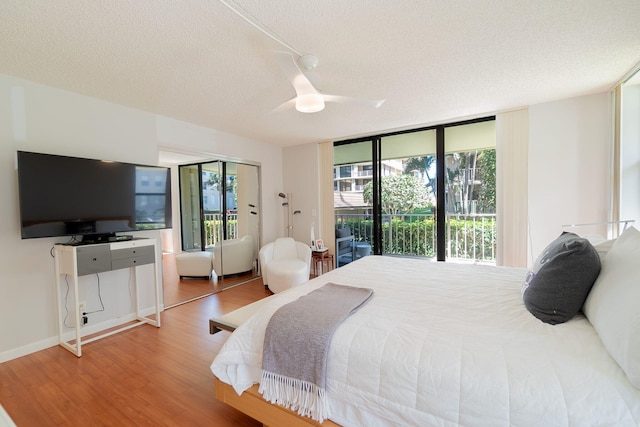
(213, 235, 254, 276)
(259, 237, 311, 293)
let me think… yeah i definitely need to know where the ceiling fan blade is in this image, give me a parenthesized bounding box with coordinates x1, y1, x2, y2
(273, 51, 318, 96)
(272, 51, 384, 113)
(267, 97, 296, 115)
(323, 94, 386, 109)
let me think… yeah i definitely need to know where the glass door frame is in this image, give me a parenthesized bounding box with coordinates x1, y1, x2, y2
(334, 116, 495, 262)
(178, 163, 208, 252)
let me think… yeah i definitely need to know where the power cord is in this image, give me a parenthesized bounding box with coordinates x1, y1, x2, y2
(84, 273, 105, 315)
(62, 273, 106, 328)
(63, 275, 72, 328)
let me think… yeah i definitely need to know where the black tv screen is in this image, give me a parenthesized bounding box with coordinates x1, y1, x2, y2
(17, 151, 172, 241)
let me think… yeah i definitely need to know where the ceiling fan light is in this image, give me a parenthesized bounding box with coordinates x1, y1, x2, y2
(296, 94, 325, 113)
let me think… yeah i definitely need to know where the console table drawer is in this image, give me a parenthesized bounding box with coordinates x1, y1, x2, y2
(76, 245, 112, 276)
(111, 245, 154, 261)
(111, 253, 154, 270)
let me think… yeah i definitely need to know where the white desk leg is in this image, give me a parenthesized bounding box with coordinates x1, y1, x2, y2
(54, 256, 65, 351)
(54, 247, 82, 357)
(71, 273, 82, 357)
(133, 265, 140, 321)
(153, 262, 161, 327)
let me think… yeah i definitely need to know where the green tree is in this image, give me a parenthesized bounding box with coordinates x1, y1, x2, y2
(363, 174, 430, 215)
(445, 149, 496, 214)
(206, 172, 220, 189)
(404, 156, 436, 194)
(476, 149, 496, 213)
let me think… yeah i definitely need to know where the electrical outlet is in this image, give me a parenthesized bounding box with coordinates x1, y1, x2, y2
(79, 301, 86, 313)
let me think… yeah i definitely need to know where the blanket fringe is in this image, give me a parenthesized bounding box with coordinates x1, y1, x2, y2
(259, 370, 329, 422)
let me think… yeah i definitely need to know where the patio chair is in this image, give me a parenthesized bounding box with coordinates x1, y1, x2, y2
(335, 226, 356, 267)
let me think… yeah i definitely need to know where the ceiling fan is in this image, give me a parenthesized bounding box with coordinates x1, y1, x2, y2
(273, 51, 385, 114)
(216, 0, 384, 113)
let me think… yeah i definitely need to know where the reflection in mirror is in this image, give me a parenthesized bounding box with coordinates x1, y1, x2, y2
(162, 157, 260, 308)
(215, 162, 261, 290)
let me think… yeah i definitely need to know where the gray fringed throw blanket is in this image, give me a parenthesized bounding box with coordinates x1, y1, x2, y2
(259, 283, 373, 422)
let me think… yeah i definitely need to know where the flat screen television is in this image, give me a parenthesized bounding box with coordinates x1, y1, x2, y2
(17, 151, 172, 243)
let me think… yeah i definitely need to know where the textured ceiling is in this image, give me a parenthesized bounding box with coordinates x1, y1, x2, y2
(1, 1, 639, 147)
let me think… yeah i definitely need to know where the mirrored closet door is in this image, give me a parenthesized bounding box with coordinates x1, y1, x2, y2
(163, 157, 260, 308)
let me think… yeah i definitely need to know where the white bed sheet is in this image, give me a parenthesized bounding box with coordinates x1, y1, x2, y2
(211, 256, 640, 426)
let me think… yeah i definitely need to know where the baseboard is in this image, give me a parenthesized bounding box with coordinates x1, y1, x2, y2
(0, 306, 162, 363)
(0, 336, 58, 364)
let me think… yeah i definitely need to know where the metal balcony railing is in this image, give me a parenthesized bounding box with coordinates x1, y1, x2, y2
(202, 211, 496, 263)
(335, 213, 496, 263)
(203, 213, 238, 248)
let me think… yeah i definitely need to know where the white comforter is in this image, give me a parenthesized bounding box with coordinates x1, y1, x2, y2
(211, 256, 640, 426)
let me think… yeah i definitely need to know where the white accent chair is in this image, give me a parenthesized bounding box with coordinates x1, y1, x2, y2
(259, 237, 311, 293)
(213, 235, 254, 276)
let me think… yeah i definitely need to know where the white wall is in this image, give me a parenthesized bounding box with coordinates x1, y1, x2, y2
(528, 92, 613, 261)
(0, 74, 283, 362)
(282, 143, 321, 245)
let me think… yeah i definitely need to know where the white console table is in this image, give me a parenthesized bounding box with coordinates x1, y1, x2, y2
(53, 238, 161, 357)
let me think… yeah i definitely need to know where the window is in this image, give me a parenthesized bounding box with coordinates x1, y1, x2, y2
(334, 117, 496, 264)
(618, 68, 640, 226)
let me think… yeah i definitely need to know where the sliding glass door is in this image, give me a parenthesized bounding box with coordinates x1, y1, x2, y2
(443, 121, 496, 262)
(380, 130, 437, 258)
(334, 117, 496, 264)
(333, 140, 374, 266)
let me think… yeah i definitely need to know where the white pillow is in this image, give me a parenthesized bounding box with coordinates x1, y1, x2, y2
(583, 234, 616, 261)
(583, 234, 607, 246)
(593, 238, 616, 261)
(583, 226, 640, 388)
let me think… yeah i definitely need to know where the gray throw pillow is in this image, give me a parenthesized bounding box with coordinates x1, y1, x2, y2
(522, 232, 601, 325)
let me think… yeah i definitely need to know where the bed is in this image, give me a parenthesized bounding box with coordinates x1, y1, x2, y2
(211, 228, 640, 426)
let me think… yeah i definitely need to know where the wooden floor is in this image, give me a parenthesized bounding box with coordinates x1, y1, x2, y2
(0, 278, 271, 426)
(163, 252, 258, 308)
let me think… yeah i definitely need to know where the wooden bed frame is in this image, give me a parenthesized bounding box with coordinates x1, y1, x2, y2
(211, 293, 341, 426)
(214, 378, 340, 427)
